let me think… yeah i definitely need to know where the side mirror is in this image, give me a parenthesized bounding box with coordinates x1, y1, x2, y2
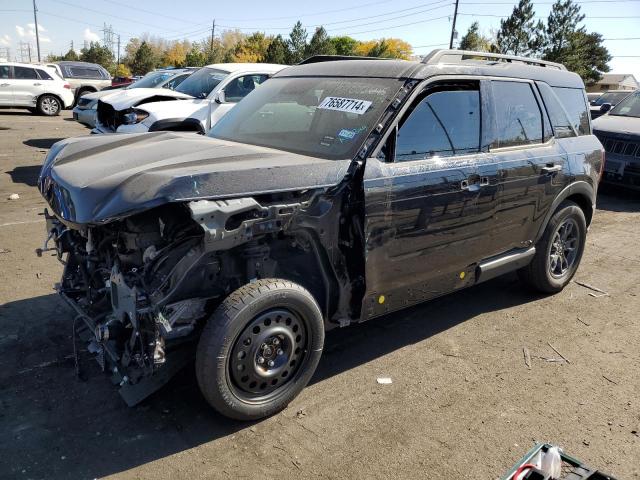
(214, 90, 226, 104)
(600, 103, 612, 113)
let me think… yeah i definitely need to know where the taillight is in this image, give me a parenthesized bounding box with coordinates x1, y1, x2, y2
(64, 83, 71, 89)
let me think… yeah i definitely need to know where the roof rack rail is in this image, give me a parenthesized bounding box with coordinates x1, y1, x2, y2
(422, 49, 566, 70)
(298, 55, 392, 65)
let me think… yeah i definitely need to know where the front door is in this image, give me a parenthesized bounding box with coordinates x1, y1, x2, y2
(362, 81, 497, 319)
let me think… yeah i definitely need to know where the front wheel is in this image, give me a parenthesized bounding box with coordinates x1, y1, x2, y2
(37, 95, 61, 116)
(196, 279, 324, 421)
(518, 201, 587, 293)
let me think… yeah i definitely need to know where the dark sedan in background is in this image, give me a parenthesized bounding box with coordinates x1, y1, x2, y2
(593, 90, 640, 190)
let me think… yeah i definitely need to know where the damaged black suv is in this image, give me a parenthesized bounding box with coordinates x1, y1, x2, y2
(38, 50, 603, 420)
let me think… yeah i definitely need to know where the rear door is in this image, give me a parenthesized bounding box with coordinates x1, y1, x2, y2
(362, 81, 497, 319)
(479, 79, 570, 254)
(0, 65, 12, 105)
(12, 66, 46, 106)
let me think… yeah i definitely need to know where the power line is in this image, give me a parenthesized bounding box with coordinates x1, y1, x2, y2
(457, 12, 640, 18)
(338, 14, 452, 36)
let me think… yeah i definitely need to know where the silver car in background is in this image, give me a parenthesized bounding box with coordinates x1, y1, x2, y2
(72, 69, 195, 128)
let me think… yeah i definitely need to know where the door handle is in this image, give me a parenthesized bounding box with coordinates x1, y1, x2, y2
(33, 83, 42, 86)
(0, 83, 9, 87)
(541, 164, 562, 175)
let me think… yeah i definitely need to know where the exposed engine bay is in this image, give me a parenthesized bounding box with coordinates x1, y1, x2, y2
(41, 182, 365, 405)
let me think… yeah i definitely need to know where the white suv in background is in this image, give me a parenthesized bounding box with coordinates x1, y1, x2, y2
(94, 63, 286, 134)
(0, 62, 74, 115)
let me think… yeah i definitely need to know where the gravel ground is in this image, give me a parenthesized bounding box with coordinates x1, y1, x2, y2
(0, 110, 638, 480)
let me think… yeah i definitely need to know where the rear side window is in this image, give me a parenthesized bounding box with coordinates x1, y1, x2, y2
(0, 65, 9, 79)
(14, 66, 38, 80)
(36, 69, 53, 80)
(490, 81, 542, 148)
(396, 87, 481, 161)
(536, 82, 575, 138)
(68, 66, 105, 79)
(551, 87, 590, 135)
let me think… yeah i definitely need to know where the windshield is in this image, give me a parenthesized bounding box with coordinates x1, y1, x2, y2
(609, 91, 640, 117)
(130, 71, 175, 89)
(175, 67, 228, 98)
(593, 91, 631, 106)
(209, 76, 403, 160)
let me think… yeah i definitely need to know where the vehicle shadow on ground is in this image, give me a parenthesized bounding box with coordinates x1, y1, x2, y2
(597, 186, 640, 212)
(6, 165, 42, 187)
(23, 138, 64, 149)
(0, 274, 541, 479)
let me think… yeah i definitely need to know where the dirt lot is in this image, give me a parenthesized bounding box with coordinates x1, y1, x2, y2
(0, 109, 638, 480)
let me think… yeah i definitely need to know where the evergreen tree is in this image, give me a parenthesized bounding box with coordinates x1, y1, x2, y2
(550, 30, 611, 84)
(62, 48, 79, 61)
(79, 42, 114, 69)
(496, 0, 544, 56)
(130, 41, 155, 75)
(185, 43, 206, 67)
(305, 27, 336, 58)
(287, 21, 308, 64)
(543, 0, 585, 59)
(264, 35, 289, 64)
(459, 22, 496, 52)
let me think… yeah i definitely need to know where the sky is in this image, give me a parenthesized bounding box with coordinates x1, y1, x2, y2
(0, 0, 639, 80)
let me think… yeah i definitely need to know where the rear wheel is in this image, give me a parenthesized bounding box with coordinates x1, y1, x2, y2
(518, 201, 587, 293)
(196, 279, 324, 421)
(37, 95, 61, 116)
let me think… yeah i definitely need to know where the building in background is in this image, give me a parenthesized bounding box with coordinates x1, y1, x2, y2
(587, 73, 639, 92)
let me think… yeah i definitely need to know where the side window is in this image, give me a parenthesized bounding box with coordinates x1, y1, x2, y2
(395, 87, 481, 162)
(0, 65, 9, 79)
(551, 87, 590, 136)
(36, 69, 54, 80)
(224, 74, 269, 103)
(490, 81, 543, 148)
(164, 74, 187, 89)
(14, 66, 39, 80)
(536, 82, 575, 138)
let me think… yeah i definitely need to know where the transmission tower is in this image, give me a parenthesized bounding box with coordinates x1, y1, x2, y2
(19, 42, 33, 63)
(101, 23, 115, 56)
(0, 47, 9, 61)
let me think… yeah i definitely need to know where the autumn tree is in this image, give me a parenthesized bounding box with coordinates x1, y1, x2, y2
(115, 63, 131, 77)
(162, 41, 188, 67)
(233, 32, 271, 62)
(264, 35, 289, 64)
(496, 0, 544, 56)
(287, 21, 308, 64)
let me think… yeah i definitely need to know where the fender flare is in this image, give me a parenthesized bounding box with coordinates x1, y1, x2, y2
(534, 180, 596, 243)
(148, 118, 204, 134)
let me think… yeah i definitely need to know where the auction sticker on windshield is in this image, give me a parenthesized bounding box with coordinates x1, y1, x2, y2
(318, 97, 372, 115)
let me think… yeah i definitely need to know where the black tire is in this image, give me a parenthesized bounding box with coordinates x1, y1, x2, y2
(518, 201, 587, 293)
(196, 279, 324, 421)
(37, 95, 61, 116)
(27, 107, 37, 114)
(75, 89, 93, 106)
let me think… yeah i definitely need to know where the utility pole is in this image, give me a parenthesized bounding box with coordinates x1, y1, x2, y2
(210, 19, 215, 55)
(28, 44, 32, 63)
(116, 34, 121, 68)
(32, 0, 41, 62)
(449, 0, 460, 49)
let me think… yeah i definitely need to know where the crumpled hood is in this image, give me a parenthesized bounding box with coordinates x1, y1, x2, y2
(81, 89, 125, 102)
(138, 98, 211, 121)
(39, 132, 351, 226)
(592, 114, 640, 136)
(102, 88, 194, 110)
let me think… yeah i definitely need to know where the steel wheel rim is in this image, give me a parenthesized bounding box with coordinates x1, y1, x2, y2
(229, 308, 308, 399)
(548, 218, 580, 278)
(42, 97, 59, 115)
